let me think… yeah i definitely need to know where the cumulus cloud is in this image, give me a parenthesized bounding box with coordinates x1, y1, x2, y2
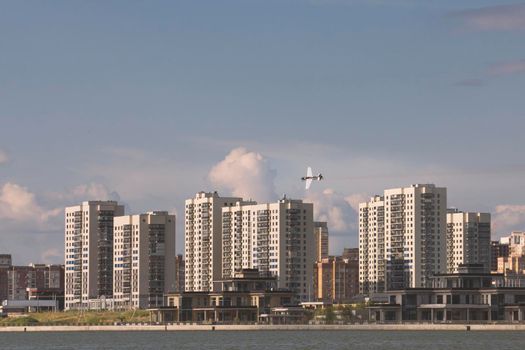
(0, 149, 8, 164)
(489, 59, 525, 76)
(304, 188, 365, 253)
(492, 204, 525, 237)
(344, 193, 369, 212)
(0, 182, 61, 223)
(305, 188, 357, 232)
(208, 147, 277, 202)
(453, 4, 525, 31)
(68, 182, 120, 202)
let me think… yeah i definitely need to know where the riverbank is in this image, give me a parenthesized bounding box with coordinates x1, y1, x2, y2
(2, 323, 525, 332)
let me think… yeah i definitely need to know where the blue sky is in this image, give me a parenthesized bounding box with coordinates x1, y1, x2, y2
(1, 0, 525, 264)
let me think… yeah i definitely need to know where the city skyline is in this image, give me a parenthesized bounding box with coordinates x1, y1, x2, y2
(1, 0, 525, 264)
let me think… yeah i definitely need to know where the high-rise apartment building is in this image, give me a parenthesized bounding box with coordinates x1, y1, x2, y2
(64, 201, 124, 310)
(113, 211, 176, 309)
(314, 222, 329, 261)
(359, 195, 385, 294)
(446, 210, 491, 273)
(359, 184, 447, 294)
(221, 197, 315, 301)
(184, 192, 243, 292)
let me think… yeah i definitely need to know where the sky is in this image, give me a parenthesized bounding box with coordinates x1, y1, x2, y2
(1, 0, 525, 264)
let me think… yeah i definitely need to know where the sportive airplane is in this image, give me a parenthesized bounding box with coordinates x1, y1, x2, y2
(301, 166, 324, 190)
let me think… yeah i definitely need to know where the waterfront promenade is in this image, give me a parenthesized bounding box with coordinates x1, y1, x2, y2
(2, 323, 525, 332)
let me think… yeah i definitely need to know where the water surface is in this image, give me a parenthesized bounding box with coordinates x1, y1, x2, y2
(2, 330, 524, 350)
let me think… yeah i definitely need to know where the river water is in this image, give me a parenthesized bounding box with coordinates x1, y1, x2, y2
(1, 330, 524, 350)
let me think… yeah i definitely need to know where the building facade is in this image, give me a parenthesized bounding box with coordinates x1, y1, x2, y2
(491, 240, 510, 272)
(446, 210, 491, 273)
(359, 184, 447, 294)
(175, 254, 185, 293)
(368, 266, 525, 323)
(184, 192, 243, 292)
(314, 222, 329, 261)
(221, 197, 315, 302)
(7, 264, 64, 300)
(314, 256, 359, 303)
(359, 195, 385, 294)
(64, 201, 125, 310)
(113, 211, 176, 309)
(0, 254, 12, 303)
(151, 269, 296, 324)
(342, 248, 359, 261)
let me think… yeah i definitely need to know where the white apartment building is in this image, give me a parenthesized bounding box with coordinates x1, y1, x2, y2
(221, 197, 315, 302)
(359, 195, 385, 294)
(184, 192, 243, 292)
(384, 184, 447, 289)
(359, 184, 447, 293)
(314, 222, 329, 262)
(446, 209, 491, 273)
(64, 201, 125, 310)
(113, 211, 176, 309)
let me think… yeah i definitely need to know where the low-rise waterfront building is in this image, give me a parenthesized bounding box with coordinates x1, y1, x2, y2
(367, 265, 525, 323)
(149, 269, 296, 324)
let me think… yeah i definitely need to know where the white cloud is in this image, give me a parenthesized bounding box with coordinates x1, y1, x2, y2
(492, 204, 525, 237)
(0, 149, 8, 164)
(304, 188, 363, 254)
(344, 193, 369, 212)
(489, 59, 525, 76)
(68, 182, 120, 202)
(454, 4, 525, 31)
(0, 182, 61, 223)
(305, 188, 357, 232)
(208, 147, 277, 202)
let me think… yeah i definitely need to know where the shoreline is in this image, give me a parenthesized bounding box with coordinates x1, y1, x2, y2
(2, 324, 525, 332)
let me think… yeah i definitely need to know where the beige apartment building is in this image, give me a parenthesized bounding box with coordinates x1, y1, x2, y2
(113, 211, 176, 309)
(508, 232, 525, 257)
(446, 209, 491, 273)
(221, 197, 315, 301)
(314, 222, 329, 261)
(496, 232, 525, 275)
(184, 192, 243, 292)
(359, 184, 447, 294)
(314, 256, 359, 303)
(64, 201, 125, 310)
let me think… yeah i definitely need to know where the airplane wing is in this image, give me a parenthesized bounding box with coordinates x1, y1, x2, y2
(307, 166, 312, 178)
(305, 178, 313, 190)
